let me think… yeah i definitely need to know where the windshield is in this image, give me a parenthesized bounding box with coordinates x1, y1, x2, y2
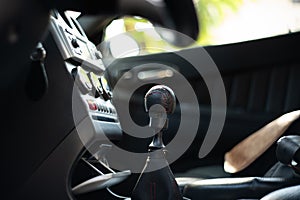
(104, 0, 300, 57)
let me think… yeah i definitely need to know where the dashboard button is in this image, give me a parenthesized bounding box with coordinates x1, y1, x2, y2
(87, 100, 97, 111)
(71, 38, 80, 48)
(73, 67, 93, 94)
(89, 72, 103, 98)
(99, 76, 112, 101)
(94, 51, 102, 59)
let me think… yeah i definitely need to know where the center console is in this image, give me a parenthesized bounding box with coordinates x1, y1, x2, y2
(49, 10, 131, 199)
(48, 10, 185, 200)
(50, 10, 122, 144)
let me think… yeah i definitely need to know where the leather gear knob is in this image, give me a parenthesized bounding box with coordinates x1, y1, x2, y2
(144, 85, 176, 115)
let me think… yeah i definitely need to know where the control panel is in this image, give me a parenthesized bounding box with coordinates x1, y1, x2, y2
(49, 10, 122, 143)
(50, 10, 105, 73)
(72, 66, 117, 122)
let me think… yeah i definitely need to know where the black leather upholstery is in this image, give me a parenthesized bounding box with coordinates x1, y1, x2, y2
(276, 135, 300, 165)
(261, 185, 300, 200)
(179, 135, 300, 200)
(176, 177, 200, 193)
(182, 177, 297, 200)
(202, 34, 300, 114)
(131, 150, 183, 200)
(214, 65, 300, 113)
(264, 162, 297, 179)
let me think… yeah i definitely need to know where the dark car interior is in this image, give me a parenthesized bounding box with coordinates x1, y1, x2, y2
(2, 0, 300, 199)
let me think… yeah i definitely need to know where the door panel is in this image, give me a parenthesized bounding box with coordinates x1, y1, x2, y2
(179, 32, 300, 175)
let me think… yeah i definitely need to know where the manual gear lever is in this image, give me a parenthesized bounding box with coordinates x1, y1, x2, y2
(145, 85, 176, 149)
(131, 85, 183, 200)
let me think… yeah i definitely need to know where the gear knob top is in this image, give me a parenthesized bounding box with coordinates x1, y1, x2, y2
(144, 85, 176, 115)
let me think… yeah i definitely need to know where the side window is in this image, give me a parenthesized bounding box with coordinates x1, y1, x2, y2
(199, 0, 300, 45)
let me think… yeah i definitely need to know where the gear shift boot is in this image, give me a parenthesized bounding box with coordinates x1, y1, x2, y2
(132, 150, 182, 200)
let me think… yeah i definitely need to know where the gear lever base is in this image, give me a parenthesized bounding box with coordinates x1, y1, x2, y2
(131, 150, 183, 200)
